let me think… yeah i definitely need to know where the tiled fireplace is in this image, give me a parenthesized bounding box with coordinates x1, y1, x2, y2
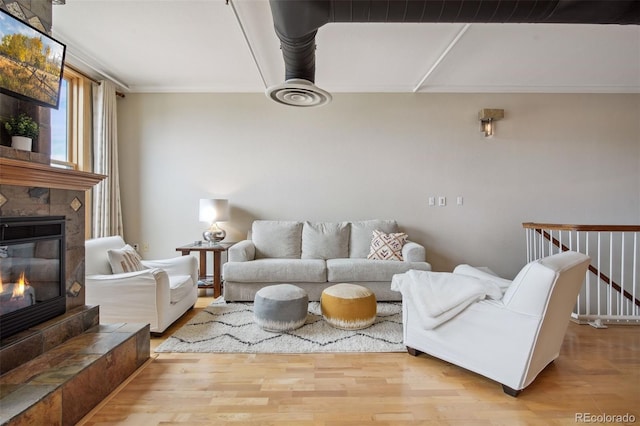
(0, 162, 151, 426)
(1, 164, 148, 426)
(0, 164, 95, 360)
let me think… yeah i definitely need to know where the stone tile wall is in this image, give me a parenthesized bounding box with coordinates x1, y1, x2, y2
(0, 0, 53, 163)
(0, 185, 87, 312)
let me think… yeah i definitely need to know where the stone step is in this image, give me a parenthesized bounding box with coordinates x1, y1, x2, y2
(1, 305, 101, 375)
(0, 322, 150, 426)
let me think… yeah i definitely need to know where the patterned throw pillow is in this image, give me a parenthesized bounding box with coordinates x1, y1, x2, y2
(367, 230, 408, 261)
(107, 244, 146, 273)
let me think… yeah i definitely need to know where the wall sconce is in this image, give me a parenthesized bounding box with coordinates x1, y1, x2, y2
(478, 109, 504, 137)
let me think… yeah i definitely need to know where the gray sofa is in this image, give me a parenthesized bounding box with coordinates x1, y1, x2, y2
(222, 219, 431, 301)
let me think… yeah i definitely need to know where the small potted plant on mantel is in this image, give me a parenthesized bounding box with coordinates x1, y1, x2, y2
(4, 113, 39, 151)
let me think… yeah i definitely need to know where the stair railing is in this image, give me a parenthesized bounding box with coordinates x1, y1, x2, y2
(523, 223, 639, 326)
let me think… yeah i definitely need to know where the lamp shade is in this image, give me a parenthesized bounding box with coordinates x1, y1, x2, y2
(199, 199, 230, 222)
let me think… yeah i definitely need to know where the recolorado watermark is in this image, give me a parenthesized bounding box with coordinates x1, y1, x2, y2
(575, 413, 636, 423)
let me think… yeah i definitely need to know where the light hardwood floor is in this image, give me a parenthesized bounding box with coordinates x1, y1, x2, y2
(80, 296, 639, 425)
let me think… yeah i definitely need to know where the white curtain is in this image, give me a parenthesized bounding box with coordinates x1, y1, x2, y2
(92, 80, 123, 238)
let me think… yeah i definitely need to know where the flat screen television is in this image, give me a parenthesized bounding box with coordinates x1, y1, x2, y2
(0, 8, 66, 109)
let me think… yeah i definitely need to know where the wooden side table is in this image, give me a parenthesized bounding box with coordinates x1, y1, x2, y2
(175, 242, 234, 298)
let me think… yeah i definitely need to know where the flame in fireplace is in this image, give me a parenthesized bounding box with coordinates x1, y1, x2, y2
(0, 272, 29, 299)
(12, 272, 29, 298)
(0, 272, 35, 317)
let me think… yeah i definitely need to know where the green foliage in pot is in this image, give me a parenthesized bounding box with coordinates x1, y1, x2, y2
(4, 113, 39, 139)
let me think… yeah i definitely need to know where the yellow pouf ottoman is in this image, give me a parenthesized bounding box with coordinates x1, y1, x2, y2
(321, 283, 377, 330)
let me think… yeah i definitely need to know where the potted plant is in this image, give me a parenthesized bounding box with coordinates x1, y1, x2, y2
(4, 113, 39, 151)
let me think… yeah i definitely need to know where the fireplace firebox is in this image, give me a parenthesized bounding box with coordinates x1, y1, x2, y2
(0, 216, 66, 340)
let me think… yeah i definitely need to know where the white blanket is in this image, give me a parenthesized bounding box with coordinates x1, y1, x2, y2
(391, 270, 503, 329)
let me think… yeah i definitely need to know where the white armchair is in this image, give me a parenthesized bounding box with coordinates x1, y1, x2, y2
(394, 251, 590, 396)
(85, 236, 198, 333)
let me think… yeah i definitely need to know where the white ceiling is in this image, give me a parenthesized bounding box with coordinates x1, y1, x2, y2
(52, 0, 640, 95)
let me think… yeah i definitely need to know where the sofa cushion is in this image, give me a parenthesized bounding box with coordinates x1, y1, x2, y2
(301, 221, 350, 260)
(252, 221, 303, 259)
(107, 244, 146, 274)
(367, 230, 408, 261)
(169, 274, 194, 303)
(223, 258, 326, 283)
(349, 220, 399, 258)
(327, 258, 431, 282)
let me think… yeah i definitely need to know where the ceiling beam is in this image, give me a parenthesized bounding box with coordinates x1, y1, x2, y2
(228, 0, 268, 90)
(413, 23, 471, 93)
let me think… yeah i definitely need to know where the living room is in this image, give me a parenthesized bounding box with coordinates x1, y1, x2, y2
(1, 0, 639, 424)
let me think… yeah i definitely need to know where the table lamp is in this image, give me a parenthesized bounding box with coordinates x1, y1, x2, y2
(199, 199, 229, 244)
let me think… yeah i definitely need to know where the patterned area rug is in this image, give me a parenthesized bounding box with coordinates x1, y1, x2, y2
(155, 299, 405, 353)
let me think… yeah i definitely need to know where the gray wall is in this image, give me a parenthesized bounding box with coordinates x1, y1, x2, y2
(116, 92, 639, 278)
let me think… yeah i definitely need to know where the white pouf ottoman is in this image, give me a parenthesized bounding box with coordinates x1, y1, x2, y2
(321, 283, 377, 330)
(254, 284, 309, 332)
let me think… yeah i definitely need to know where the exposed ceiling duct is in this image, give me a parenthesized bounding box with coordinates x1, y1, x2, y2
(267, 0, 639, 107)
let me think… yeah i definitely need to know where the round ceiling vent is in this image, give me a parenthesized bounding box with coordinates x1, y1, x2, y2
(266, 79, 332, 107)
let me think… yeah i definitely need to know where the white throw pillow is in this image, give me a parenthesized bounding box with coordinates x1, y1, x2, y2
(107, 244, 146, 274)
(367, 230, 408, 261)
(301, 221, 350, 259)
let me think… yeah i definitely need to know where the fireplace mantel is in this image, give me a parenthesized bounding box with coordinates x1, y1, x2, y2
(0, 158, 106, 190)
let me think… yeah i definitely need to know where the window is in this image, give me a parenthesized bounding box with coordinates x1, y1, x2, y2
(50, 79, 68, 164)
(50, 66, 92, 171)
(50, 66, 94, 238)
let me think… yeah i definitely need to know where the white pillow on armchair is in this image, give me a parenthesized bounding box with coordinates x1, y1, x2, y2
(107, 244, 147, 274)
